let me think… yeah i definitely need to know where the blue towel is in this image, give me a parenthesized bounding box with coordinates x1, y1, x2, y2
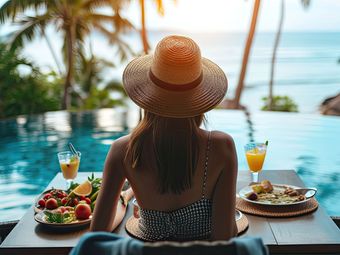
(70, 232, 143, 255)
(234, 237, 268, 255)
(71, 233, 267, 255)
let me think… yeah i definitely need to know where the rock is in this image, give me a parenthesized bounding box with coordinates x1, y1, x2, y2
(320, 93, 340, 116)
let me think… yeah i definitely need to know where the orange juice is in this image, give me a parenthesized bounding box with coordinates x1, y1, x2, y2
(245, 149, 266, 172)
(60, 158, 80, 179)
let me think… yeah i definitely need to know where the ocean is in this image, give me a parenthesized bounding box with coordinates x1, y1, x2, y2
(10, 30, 340, 113)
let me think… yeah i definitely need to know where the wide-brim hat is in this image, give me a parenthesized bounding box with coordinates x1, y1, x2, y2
(123, 35, 228, 118)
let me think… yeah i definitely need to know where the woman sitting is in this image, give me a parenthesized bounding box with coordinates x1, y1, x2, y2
(90, 35, 238, 241)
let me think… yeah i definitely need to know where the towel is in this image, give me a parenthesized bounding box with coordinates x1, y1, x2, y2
(71, 233, 267, 255)
(70, 232, 143, 255)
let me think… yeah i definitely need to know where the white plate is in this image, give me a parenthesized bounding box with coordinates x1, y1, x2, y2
(34, 211, 91, 228)
(238, 183, 314, 206)
(235, 209, 243, 221)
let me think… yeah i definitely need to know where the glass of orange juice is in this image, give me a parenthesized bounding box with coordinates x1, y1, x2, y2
(244, 142, 267, 183)
(57, 151, 81, 189)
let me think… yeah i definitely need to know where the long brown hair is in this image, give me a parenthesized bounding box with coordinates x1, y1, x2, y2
(125, 111, 205, 194)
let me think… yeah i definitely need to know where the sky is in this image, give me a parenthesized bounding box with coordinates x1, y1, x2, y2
(1, 0, 340, 35)
(121, 0, 340, 33)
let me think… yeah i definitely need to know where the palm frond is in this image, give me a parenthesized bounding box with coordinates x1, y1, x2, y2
(85, 13, 117, 23)
(104, 80, 126, 95)
(154, 0, 164, 16)
(9, 14, 51, 49)
(112, 13, 135, 33)
(0, 0, 49, 23)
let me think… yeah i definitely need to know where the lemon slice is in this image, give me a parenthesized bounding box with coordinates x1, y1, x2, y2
(72, 180, 92, 197)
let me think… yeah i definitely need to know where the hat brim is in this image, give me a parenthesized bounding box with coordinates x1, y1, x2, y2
(123, 56, 228, 118)
(125, 212, 248, 242)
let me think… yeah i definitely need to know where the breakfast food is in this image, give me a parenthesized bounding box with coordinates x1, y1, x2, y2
(35, 173, 101, 224)
(246, 180, 306, 204)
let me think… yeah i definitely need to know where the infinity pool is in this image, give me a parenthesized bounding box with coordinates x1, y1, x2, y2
(0, 108, 339, 221)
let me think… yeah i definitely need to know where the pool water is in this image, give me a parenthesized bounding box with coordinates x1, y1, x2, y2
(0, 108, 339, 221)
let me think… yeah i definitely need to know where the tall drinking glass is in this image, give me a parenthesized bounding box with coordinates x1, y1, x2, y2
(57, 151, 81, 189)
(244, 142, 267, 183)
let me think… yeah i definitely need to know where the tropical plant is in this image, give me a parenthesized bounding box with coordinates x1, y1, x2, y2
(72, 48, 127, 109)
(0, 43, 61, 118)
(0, 0, 134, 109)
(228, 0, 261, 109)
(262, 95, 298, 112)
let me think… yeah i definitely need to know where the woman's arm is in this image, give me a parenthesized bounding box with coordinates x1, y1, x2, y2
(90, 139, 126, 232)
(211, 133, 238, 240)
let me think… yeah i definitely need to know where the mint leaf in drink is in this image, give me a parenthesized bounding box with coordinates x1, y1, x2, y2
(265, 140, 269, 146)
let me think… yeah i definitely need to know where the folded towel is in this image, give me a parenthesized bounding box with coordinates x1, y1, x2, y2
(71, 233, 267, 255)
(70, 232, 143, 255)
(143, 236, 268, 255)
(234, 237, 268, 255)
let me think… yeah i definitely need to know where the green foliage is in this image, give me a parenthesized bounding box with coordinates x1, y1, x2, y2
(262, 95, 298, 112)
(0, 43, 61, 118)
(71, 52, 127, 110)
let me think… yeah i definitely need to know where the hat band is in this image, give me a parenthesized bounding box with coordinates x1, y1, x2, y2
(149, 70, 203, 91)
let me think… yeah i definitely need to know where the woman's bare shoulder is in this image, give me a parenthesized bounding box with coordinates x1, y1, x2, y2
(210, 131, 237, 173)
(210, 130, 235, 151)
(108, 134, 131, 159)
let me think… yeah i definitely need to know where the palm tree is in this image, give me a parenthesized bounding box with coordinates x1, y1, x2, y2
(267, 0, 310, 110)
(139, 0, 166, 54)
(268, 0, 285, 110)
(229, 0, 261, 109)
(0, 0, 133, 109)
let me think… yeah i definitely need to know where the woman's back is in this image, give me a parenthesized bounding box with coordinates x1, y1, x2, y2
(120, 129, 238, 240)
(125, 129, 220, 211)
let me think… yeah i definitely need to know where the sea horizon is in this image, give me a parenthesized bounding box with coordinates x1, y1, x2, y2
(1, 30, 340, 114)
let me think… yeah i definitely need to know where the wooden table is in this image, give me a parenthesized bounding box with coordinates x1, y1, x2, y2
(1, 171, 340, 255)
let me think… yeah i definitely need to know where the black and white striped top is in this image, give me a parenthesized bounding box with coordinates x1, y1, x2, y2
(138, 131, 212, 241)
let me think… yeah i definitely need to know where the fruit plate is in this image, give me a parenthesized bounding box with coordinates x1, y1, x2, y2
(238, 183, 315, 206)
(34, 211, 92, 228)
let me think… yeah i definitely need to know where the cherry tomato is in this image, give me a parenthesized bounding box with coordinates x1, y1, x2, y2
(38, 199, 45, 208)
(59, 206, 66, 213)
(43, 193, 52, 200)
(69, 198, 79, 207)
(57, 192, 64, 199)
(61, 197, 68, 205)
(73, 198, 79, 206)
(84, 198, 91, 205)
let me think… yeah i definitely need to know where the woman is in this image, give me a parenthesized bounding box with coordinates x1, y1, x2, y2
(90, 35, 238, 241)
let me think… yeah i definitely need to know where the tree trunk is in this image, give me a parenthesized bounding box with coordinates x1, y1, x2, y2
(268, 0, 285, 110)
(62, 25, 75, 110)
(232, 0, 261, 109)
(41, 28, 63, 76)
(140, 0, 149, 54)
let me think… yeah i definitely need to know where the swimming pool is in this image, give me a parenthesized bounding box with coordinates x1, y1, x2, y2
(0, 108, 339, 221)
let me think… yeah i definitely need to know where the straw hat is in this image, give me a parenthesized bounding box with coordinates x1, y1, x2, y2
(123, 35, 228, 118)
